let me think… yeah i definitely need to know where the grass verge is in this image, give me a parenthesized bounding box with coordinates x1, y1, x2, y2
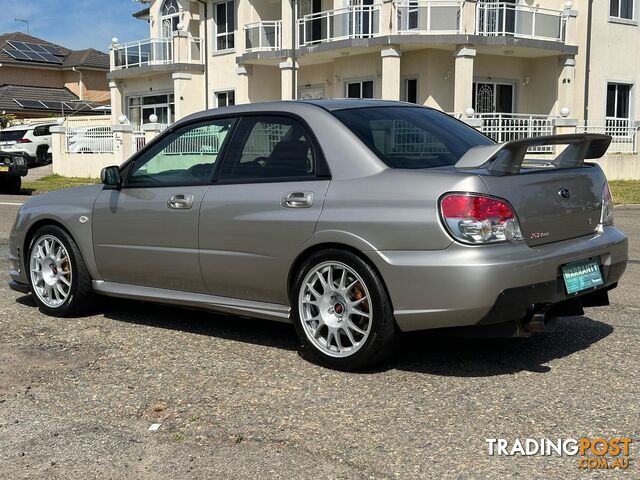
(22, 174, 99, 195)
(609, 180, 640, 205)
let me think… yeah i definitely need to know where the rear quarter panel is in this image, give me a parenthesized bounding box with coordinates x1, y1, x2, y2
(314, 169, 489, 251)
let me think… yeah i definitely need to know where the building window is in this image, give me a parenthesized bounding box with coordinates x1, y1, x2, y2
(606, 83, 632, 119)
(214, 1, 235, 51)
(128, 93, 175, 126)
(160, 0, 181, 38)
(215, 90, 235, 108)
(403, 77, 418, 104)
(610, 0, 634, 20)
(345, 80, 374, 99)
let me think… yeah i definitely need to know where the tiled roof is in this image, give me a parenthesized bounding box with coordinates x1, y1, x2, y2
(0, 32, 109, 70)
(0, 84, 104, 115)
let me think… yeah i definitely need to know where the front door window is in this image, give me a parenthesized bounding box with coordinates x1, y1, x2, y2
(128, 118, 236, 186)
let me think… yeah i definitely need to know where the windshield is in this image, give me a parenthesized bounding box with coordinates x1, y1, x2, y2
(333, 106, 493, 169)
(0, 130, 27, 142)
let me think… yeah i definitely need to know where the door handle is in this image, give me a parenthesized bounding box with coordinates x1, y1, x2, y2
(167, 193, 194, 210)
(282, 192, 314, 208)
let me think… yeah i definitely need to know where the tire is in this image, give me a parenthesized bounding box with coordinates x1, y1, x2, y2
(36, 146, 48, 165)
(291, 249, 397, 371)
(0, 176, 20, 194)
(26, 225, 94, 317)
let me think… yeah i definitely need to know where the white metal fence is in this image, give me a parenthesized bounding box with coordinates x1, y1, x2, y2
(245, 21, 282, 52)
(476, 1, 565, 41)
(133, 128, 146, 153)
(475, 113, 555, 153)
(297, 5, 380, 47)
(577, 119, 638, 154)
(395, 1, 463, 35)
(65, 118, 113, 154)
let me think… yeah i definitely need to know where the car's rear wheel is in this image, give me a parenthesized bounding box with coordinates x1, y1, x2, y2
(36, 146, 49, 165)
(27, 225, 94, 317)
(291, 249, 397, 371)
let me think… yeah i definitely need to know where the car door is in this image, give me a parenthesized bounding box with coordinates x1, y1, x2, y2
(199, 114, 331, 305)
(92, 117, 236, 292)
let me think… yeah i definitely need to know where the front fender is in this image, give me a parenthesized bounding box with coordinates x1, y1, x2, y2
(12, 185, 104, 281)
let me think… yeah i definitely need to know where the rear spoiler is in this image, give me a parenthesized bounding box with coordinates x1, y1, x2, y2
(455, 134, 612, 174)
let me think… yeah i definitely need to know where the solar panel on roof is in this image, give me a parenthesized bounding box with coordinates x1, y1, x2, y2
(5, 41, 63, 64)
(40, 101, 66, 110)
(3, 48, 31, 60)
(41, 44, 64, 55)
(13, 99, 49, 110)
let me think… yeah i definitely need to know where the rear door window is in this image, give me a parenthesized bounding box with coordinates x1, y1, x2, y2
(219, 116, 316, 181)
(33, 125, 51, 136)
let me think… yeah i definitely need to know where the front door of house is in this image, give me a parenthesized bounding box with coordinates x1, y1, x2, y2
(473, 82, 514, 113)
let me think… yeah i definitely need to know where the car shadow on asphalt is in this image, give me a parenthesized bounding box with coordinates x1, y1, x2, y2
(392, 316, 613, 376)
(14, 294, 613, 376)
(101, 298, 300, 352)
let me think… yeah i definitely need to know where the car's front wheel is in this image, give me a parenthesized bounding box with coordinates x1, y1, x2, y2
(27, 225, 94, 317)
(291, 249, 397, 371)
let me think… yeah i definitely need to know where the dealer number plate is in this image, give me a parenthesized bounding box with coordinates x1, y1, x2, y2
(562, 260, 603, 295)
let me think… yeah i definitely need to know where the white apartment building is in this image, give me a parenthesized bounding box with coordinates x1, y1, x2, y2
(107, 0, 639, 154)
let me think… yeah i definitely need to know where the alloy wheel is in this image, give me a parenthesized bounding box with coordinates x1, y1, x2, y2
(30, 235, 72, 308)
(298, 261, 373, 358)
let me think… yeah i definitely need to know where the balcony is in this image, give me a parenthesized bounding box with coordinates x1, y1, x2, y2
(111, 36, 203, 75)
(245, 21, 282, 52)
(395, 1, 464, 35)
(297, 4, 380, 47)
(476, 2, 566, 42)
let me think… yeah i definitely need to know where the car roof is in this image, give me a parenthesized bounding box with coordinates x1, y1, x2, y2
(2, 122, 56, 131)
(179, 99, 429, 126)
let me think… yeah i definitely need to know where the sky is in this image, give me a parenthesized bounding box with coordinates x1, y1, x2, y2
(0, 0, 149, 52)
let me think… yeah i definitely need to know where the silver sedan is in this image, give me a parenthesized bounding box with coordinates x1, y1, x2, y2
(8, 100, 628, 370)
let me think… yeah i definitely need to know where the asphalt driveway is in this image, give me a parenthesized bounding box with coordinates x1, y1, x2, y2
(0, 194, 638, 479)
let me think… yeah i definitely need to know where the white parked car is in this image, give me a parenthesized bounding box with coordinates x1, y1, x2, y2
(0, 123, 55, 165)
(67, 126, 113, 154)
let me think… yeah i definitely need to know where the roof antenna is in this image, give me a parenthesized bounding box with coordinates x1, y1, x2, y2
(14, 18, 30, 34)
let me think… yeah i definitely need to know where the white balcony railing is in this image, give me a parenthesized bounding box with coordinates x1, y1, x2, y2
(297, 5, 381, 47)
(189, 37, 203, 63)
(578, 119, 638, 154)
(395, 1, 464, 34)
(113, 38, 173, 70)
(475, 113, 555, 153)
(476, 2, 566, 41)
(245, 21, 282, 52)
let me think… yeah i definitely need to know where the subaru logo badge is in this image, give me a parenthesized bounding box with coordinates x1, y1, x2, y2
(558, 188, 571, 199)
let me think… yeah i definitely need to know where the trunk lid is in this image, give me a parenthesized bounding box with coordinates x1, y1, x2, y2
(479, 165, 605, 246)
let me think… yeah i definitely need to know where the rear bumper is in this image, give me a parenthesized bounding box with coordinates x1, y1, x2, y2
(367, 226, 628, 331)
(0, 164, 28, 177)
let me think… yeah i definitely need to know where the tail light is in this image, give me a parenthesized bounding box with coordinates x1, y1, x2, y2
(600, 182, 614, 226)
(16, 138, 32, 143)
(440, 193, 523, 245)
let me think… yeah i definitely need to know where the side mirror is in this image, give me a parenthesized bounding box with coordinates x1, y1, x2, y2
(100, 165, 122, 189)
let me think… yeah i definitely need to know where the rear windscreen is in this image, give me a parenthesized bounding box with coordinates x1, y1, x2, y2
(333, 107, 493, 169)
(0, 130, 27, 142)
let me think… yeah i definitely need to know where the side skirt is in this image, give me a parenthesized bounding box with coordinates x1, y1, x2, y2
(92, 280, 291, 322)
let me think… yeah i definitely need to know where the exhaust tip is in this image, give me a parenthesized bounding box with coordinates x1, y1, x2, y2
(521, 305, 558, 334)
